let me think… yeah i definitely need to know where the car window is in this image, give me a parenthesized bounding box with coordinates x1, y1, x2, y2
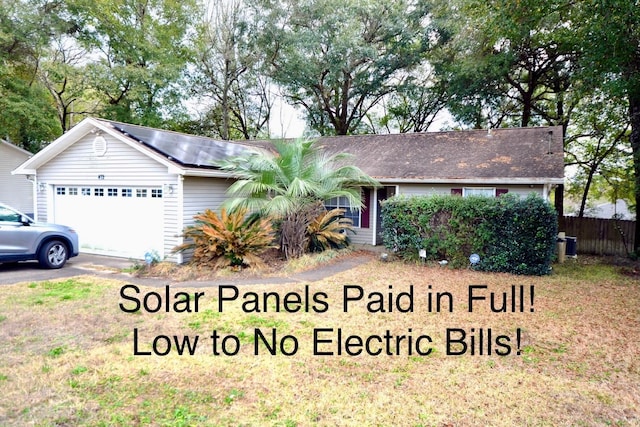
(0, 206, 22, 222)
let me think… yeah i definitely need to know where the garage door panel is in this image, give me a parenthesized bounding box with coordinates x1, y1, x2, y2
(53, 186, 164, 259)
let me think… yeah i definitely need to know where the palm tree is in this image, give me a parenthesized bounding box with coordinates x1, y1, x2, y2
(215, 138, 379, 259)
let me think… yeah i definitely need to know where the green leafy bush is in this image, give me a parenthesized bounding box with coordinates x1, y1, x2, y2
(174, 207, 276, 269)
(381, 194, 557, 275)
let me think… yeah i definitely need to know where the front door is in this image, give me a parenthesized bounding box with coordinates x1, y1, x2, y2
(375, 186, 396, 245)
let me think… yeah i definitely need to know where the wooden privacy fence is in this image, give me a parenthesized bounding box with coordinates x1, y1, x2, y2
(558, 216, 636, 256)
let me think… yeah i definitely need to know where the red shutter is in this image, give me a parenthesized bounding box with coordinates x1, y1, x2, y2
(451, 188, 462, 196)
(361, 188, 370, 228)
(496, 188, 508, 197)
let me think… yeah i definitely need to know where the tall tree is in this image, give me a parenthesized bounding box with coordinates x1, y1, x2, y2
(430, 0, 580, 215)
(249, 0, 432, 135)
(431, 0, 578, 129)
(564, 91, 631, 217)
(192, 0, 272, 140)
(572, 0, 640, 254)
(0, 0, 66, 151)
(68, 0, 196, 126)
(375, 63, 450, 133)
(39, 35, 97, 132)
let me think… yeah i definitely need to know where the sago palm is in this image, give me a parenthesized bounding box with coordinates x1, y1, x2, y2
(216, 139, 378, 258)
(174, 207, 275, 269)
(307, 208, 355, 252)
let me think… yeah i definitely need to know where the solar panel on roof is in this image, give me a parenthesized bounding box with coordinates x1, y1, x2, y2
(109, 122, 252, 167)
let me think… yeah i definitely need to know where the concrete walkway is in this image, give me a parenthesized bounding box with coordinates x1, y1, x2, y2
(0, 251, 379, 287)
(117, 252, 377, 288)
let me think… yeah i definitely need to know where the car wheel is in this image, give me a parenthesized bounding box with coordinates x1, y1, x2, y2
(38, 240, 68, 269)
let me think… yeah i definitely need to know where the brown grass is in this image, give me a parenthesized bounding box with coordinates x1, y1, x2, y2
(0, 259, 638, 426)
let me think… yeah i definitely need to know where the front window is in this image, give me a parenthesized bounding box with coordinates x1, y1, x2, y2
(324, 196, 360, 227)
(463, 187, 495, 197)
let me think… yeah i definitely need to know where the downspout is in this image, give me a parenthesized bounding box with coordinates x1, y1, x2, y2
(176, 174, 185, 264)
(26, 175, 37, 220)
(371, 187, 378, 246)
(543, 183, 552, 202)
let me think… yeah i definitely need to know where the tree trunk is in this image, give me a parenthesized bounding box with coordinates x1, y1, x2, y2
(578, 167, 597, 217)
(629, 91, 640, 255)
(280, 211, 309, 259)
(279, 203, 325, 259)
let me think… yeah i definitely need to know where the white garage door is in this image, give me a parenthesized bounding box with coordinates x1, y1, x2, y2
(53, 185, 164, 259)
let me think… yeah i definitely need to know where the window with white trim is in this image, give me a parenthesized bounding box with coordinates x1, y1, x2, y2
(81, 187, 91, 196)
(69, 187, 78, 196)
(56, 187, 66, 195)
(463, 187, 495, 197)
(94, 188, 104, 197)
(151, 188, 163, 198)
(136, 189, 147, 198)
(107, 188, 118, 197)
(324, 196, 360, 227)
(122, 188, 132, 197)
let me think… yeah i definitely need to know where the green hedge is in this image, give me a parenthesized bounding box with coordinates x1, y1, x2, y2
(380, 194, 558, 275)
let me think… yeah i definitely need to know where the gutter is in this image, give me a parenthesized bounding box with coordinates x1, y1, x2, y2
(373, 177, 565, 185)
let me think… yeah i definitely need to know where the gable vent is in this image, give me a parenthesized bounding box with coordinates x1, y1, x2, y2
(93, 135, 107, 156)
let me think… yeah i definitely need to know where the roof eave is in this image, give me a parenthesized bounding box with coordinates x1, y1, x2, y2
(375, 177, 565, 185)
(180, 168, 235, 178)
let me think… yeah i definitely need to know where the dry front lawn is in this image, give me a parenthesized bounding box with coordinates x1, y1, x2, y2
(0, 258, 638, 426)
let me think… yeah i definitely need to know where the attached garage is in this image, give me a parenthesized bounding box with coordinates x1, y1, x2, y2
(13, 118, 249, 262)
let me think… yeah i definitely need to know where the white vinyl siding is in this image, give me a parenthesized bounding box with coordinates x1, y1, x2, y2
(37, 133, 169, 186)
(178, 176, 233, 263)
(182, 177, 232, 228)
(0, 142, 33, 215)
(162, 178, 181, 261)
(350, 225, 374, 245)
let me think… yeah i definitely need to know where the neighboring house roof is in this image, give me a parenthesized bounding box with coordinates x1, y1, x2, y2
(1, 139, 32, 158)
(571, 199, 636, 220)
(13, 118, 564, 185)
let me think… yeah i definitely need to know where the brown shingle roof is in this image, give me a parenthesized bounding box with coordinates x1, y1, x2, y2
(310, 126, 564, 183)
(93, 119, 564, 183)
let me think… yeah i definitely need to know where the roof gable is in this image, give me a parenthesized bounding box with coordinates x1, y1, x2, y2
(12, 118, 183, 175)
(1, 139, 31, 158)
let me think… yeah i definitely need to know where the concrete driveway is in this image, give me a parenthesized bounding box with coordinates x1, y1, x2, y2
(0, 253, 139, 286)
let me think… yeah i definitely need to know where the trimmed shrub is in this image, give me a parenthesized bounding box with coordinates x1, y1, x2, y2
(381, 194, 558, 275)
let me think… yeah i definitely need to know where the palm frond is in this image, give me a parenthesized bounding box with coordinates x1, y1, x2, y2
(173, 207, 276, 269)
(307, 208, 355, 253)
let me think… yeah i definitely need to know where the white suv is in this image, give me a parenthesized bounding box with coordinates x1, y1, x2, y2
(0, 203, 79, 269)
